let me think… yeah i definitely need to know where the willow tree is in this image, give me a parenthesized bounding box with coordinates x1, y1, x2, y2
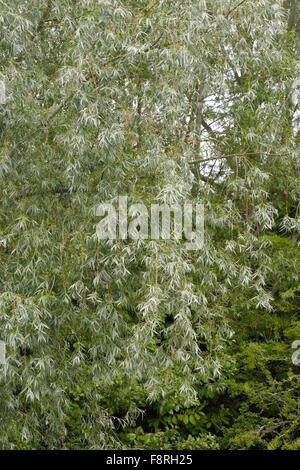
(0, 0, 299, 449)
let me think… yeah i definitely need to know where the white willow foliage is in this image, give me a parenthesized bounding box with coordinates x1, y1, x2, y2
(0, 0, 299, 448)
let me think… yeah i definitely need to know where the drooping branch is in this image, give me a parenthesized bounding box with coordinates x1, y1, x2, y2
(45, 33, 164, 123)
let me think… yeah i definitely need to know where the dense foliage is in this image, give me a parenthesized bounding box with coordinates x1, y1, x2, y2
(0, 0, 299, 449)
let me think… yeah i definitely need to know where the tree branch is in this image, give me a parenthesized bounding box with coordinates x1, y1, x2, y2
(226, 0, 248, 20)
(189, 152, 286, 165)
(201, 118, 218, 139)
(46, 92, 75, 123)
